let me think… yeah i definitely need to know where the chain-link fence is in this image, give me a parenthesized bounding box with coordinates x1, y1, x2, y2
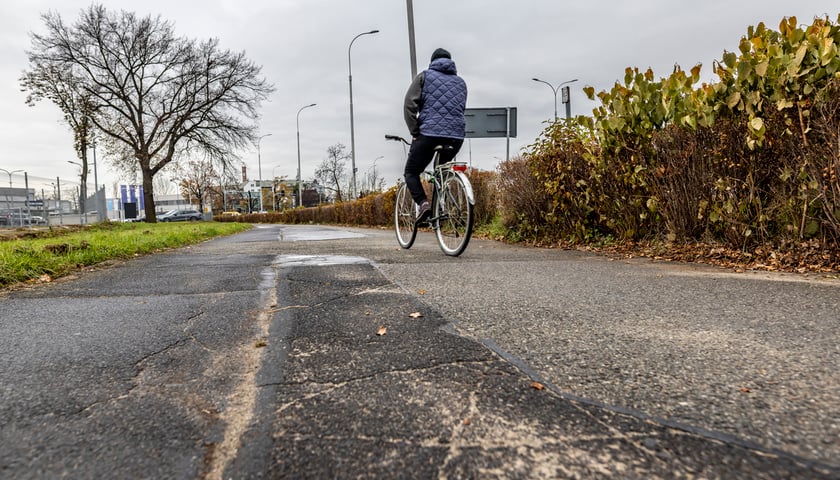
(0, 170, 107, 228)
(0, 169, 310, 227)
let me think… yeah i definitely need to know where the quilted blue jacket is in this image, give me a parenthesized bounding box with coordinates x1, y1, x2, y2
(404, 58, 467, 139)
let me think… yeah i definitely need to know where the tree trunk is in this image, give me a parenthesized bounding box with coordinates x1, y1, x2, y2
(142, 168, 157, 222)
(79, 140, 88, 221)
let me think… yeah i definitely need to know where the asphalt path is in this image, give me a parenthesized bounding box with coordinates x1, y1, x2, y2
(1, 224, 838, 478)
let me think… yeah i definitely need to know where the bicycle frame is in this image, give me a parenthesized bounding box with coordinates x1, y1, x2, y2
(425, 153, 474, 228)
(389, 133, 475, 256)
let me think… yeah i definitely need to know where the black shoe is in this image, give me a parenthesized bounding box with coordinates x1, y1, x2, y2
(416, 201, 431, 224)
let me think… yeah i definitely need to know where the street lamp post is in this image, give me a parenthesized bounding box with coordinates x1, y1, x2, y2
(271, 165, 285, 179)
(406, 0, 417, 78)
(532, 78, 578, 121)
(0, 168, 24, 224)
(296, 103, 316, 208)
(256, 133, 272, 212)
(348, 29, 379, 200)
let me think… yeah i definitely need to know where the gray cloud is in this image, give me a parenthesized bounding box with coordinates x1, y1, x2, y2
(1, 0, 837, 193)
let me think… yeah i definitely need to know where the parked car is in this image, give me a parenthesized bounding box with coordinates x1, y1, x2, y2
(0, 211, 32, 227)
(30, 216, 47, 225)
(159, 209, 201, 222)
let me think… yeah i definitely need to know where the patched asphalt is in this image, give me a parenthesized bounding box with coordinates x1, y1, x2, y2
(2, 224, 837, 479)
(227, 256, 837, 479)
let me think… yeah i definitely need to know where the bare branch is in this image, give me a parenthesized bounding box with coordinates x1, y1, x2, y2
(22, 5, 274, 221)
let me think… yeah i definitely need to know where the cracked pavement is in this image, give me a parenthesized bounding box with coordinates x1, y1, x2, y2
(1, 224, 838, 479)
(0, 238, 277, 478)
(227, 240, 838, 479)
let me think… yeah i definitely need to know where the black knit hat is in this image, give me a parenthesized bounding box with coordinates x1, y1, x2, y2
(431, 48, 451, 61)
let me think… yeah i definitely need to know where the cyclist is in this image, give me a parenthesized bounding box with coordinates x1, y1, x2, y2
(403, 47, 467, 223)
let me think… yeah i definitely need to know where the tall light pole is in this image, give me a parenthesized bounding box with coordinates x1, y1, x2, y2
(532, 78, 578, 121)
(296, 103, 316, 208)
(406, 0, 417, 78)
(256, 133, 272, 211)
(271, 165, 286, 179)
(0, 168, 24, 217)
(348, 29, 379, 200)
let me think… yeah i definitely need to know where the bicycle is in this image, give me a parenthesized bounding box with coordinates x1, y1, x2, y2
(387, 135, 475, 256)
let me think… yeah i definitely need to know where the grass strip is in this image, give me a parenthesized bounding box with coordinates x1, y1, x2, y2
(0, 221, 252, 288)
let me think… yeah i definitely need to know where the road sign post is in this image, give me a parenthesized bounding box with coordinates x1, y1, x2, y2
(464, 107, 518, 161)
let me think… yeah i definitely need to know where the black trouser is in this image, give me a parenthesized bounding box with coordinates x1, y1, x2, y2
(403, 134, 464, 206)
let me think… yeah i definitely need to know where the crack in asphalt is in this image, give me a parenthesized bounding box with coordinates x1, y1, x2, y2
(60, 335, 195, 419)
(267, 282, 394, 314)
(134, 337, 191, 369)
(262, 358, 497, 388)
(475, 336, 840, 476)
(265, 359, 498, 413)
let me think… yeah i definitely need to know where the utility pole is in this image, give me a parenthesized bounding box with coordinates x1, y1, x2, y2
(406, 0, 418, 78)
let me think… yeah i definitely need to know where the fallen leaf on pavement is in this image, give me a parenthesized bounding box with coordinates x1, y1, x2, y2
(419, 289, 426, 295)
(376, 326, 387, 336)
(255, 340, 268, 348)
(529, 381, 545, 391)
(739, 386, 751, 393)
(409, 312, 424, 319)
(462, 418, 471, 426)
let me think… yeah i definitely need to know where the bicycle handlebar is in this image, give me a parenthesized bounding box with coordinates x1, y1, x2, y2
(384, 134, 410, 145)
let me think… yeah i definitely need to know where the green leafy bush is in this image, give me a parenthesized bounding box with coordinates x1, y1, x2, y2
(505, 14, 840, 252)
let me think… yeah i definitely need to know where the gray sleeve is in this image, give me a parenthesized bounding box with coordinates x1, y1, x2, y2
(403, 72, 424, 137)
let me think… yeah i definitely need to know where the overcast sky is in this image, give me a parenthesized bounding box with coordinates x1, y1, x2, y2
(1, 1, 838, 197)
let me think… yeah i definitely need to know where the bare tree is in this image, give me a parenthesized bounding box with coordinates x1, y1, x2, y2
(22, 5, 273, 222)
(359, 160, 386, 197)
(315, 144, 349, 203)
(174, 157, 219, 214)
(21, 65, 96, 216)
(154, 174, 175, 197)
(217, 163, 244, 212)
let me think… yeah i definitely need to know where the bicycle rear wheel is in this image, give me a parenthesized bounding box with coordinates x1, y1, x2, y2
(434, 174, 474, 256)
(394, 183, 418, 249)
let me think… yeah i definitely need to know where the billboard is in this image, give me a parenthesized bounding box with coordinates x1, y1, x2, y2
(120, 185, 145, 210)
(464, 107, 517, 138)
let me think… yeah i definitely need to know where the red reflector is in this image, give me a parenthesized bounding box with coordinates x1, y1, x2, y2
(452, 164, 467, 172)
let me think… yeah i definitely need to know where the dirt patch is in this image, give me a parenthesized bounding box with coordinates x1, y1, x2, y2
(0, 225, 85, 242)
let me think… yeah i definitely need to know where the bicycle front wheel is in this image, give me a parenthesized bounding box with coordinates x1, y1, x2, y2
(434, 174, 474, 256)
(394, 183, 418, 249)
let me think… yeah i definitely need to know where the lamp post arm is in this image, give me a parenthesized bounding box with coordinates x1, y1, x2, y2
(296, 103, 316, 208)
(256, 133, 272, 212)
(348, 30, 379, 200)
(532, 78, 559, 121)
(533, 77, 578, 122)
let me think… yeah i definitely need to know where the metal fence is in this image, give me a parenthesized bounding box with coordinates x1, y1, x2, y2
(0, 170, 106, 228)
(0, 169, 324, 228)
